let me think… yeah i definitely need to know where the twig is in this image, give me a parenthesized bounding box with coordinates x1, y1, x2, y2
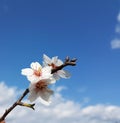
(51, 56, 77, 73)
(17, 102, 35, 110)
(0, 89, 29, 122)
(0, 56, 77, 122)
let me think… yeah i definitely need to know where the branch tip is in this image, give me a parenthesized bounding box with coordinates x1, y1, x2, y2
(65, 56, 70, 62)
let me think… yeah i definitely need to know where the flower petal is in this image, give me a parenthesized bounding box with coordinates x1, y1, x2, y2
(42, 66, 51, 74)
(41, 66, 52, 79)
(30, 62, 42, 70)
(44, 78, 56, 84)
(43, 54, 52, 64)
(28, 92, 38, 102)
(56, 59, 63, 66)
(49, 77, 57, 84)
(57, 70, 71, 78)
(21, 68, 33, 76)
(39, 88, 54, 105)
(43, 61, 48, 67)
(28, 84, 39, 102)
(27, 75, 40, 83)
(53, 73, 60, 80)
(51, 56, 58, 64)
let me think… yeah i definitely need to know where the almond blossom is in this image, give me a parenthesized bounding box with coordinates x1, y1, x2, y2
(21, 62, 54, 83)
(28, 78, 54, 105)
(43, 54, 71, 80)
(21, 62, 55, 105)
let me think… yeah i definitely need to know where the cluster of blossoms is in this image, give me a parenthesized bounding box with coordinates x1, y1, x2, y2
(21, 54, 70, 105)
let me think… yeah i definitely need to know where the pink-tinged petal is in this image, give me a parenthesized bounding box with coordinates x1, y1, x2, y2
(41, 66, 52, 79)
(30, 62, 36, 69)
(28, 79, 54, 105)
(21, 68, 33, 76)
(27, 75, 40, 83)
(28, 84, 39, 102)
(39, 98, 51, 105)
(43, 61, 48, 67)
(30, 62, 42, 70)
(43, 54, 52, 64)
(51, 56, 58, 64)
(36, 62, 42, 70)
(41, 74, 52, 80)
(43, 78, 56, 84)
(49, 77, 56, 84)
(53, 73, 60, 80)
(29, 83, 35, 91)
(38, 88, 54, 105)
(28, 92, 39, 102)
(56, 59, 63, 66)
(42, 66, 52, 74)
(57, 70, 71, 78)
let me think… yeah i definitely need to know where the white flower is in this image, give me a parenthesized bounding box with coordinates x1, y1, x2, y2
(21, 62, 56, 105)
(43, 54, 71, 80)
(28, 78, 54, 105)
(21, 62, 55, 83)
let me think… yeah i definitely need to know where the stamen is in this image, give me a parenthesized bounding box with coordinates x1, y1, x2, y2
(35, 81, 47, 90)
(34, 68, 41, 76)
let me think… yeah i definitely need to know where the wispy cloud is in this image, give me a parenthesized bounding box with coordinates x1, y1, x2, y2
(116, 13, 120, 33)
(115, 24, 120, 33)
(111, 12, 120, 49)
(117, 13, 120, 22)
(111, 39, 120, 49)
(1, 82, 120, 123)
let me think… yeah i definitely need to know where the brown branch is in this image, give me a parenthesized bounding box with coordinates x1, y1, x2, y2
(18, 88, 29, 102)
(0, 56, 77, 122)
(52, 56, 77, 73)
(0, 120, 5, 123)
(0, 89, 29, 122)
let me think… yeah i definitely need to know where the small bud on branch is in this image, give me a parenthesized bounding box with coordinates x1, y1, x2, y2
(17, 102, 35, 110)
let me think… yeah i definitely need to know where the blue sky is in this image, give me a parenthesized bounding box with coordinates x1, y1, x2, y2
(0, 0, 120, 111)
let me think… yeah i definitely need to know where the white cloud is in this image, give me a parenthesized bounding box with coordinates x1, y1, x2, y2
(111, 39, 120, 49)
(55, 86, 67, 92)
(77, 86, 87, 93)
(117, 12, 120, 22)
(1, 82, 120, 123)
(115, 24, 120, 33)
(111, 12, 120, 49)
(115, 12, 120, 33)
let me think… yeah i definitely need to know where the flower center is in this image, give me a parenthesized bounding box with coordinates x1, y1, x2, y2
(34, 67, 41, 76)
(35, 81, 47, 90)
